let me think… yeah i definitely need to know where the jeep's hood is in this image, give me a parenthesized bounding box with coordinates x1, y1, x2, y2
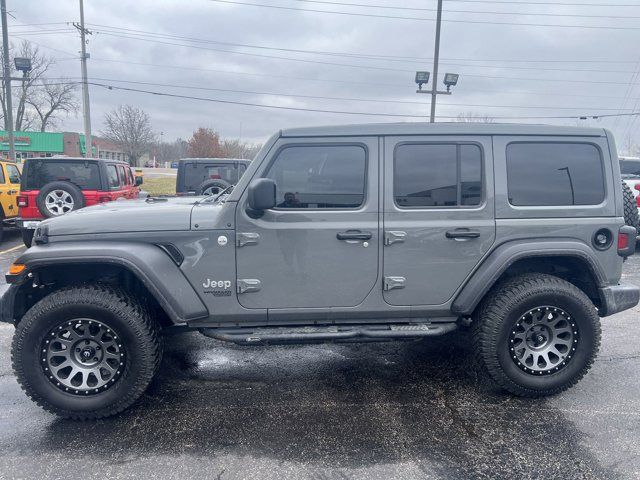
(42, 197, 202, 236)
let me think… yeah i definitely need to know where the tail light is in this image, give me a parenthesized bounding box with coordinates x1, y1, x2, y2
(618, 226, 636, 257)
(635, 183, 640, 192)
(17, 195, 28, 207)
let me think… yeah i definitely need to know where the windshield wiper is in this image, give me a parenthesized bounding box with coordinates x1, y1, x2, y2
(194, 184, 234, 205)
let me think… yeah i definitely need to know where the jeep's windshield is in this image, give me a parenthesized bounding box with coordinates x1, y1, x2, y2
(22, 160, 101, 190)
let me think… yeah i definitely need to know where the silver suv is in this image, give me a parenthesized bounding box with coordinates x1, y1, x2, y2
(2, 123, 638, 419)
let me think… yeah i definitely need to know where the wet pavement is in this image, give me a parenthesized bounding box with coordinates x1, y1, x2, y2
(0, 238, 639, 479)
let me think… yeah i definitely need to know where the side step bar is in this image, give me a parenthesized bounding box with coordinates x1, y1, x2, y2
(200, 322, 458, 345)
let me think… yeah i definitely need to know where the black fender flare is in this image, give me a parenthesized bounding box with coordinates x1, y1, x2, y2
(451, 239, 608, 315)
(7, 241, 208, 324)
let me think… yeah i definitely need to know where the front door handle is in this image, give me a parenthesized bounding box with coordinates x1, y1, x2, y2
(445, 229, 480, 239)
(337, 230, 372, 241)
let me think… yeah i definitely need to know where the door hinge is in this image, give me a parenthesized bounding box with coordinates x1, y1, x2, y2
(384, 230, 407, 246)
(237, 278, 262, 294)
(236, 232, 260, 247)
(383, 276, 406, 291)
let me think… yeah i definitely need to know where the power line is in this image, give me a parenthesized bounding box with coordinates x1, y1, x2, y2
(287, 0, 640, 19)
(57, 76, 632, 111)
(89, 29, 640, 84)
(87, 24, 640, 75)
(87, 80, 640, 120)
(447, 0, 640, 6)
(207, 0, 640, 30)
(87, 23, 640, 66)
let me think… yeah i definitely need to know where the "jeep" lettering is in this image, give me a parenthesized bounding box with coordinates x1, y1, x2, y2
(202, 278, 232, 289)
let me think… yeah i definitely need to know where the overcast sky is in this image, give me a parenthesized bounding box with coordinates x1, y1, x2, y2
(9, 0, 640, 150)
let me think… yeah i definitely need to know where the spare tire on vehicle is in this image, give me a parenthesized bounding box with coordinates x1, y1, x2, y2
(36, 181, 85, 218)
(622, 180, 639, 231)
(198, 178, 230, 196)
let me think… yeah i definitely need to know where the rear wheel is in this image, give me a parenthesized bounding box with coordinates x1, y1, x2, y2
(11, 285, 161, 419)
(36, 181, 85, 218)
(198, 179, 230, 196)
(472, 273, 600, 397)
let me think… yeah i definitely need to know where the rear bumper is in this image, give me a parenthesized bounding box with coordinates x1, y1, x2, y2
(598, 283, 640, 317)
(15, 218, 41, 230)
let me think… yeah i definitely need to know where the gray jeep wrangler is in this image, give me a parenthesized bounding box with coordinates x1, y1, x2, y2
(2, 123, 639, 419)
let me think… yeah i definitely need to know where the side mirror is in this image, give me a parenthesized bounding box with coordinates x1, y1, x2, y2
(247, 178, 276, 211)
(135, 176, 143, 186)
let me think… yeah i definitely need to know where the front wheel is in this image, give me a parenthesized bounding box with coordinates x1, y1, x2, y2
(11, 285, 161, 419)
(472, 273, 601, 397)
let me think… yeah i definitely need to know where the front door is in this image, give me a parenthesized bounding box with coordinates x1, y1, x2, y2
(382, 136, 496, 306)
(235, 137, 379, 310)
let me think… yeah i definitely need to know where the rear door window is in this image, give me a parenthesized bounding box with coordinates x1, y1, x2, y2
(394, 143, 482, 207)
(118, 166, 129, 185)
(23, 160, 101, 190)
(106, 165, 120, 189)
(5, 164, 20, 184)
(506, 143, 604, 206)
(620, 159, 640, 178)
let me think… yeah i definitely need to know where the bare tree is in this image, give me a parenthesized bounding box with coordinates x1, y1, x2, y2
(27, 80, 79, 131)
(220, 138, 261, 159)
(101, 105, 155, 166)
(455, 111, 495, 123)
(0, 40, 79, 132)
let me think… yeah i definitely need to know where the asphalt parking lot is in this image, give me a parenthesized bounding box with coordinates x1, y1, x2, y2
(0, 236, 638, 479)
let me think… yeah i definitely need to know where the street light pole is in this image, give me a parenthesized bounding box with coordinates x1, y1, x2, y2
(430, 0, 443, 123)
(75, 0, 92, 157)
(1, 0, 15, 161)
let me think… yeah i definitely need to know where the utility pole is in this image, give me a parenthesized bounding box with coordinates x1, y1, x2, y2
(74, 0, 92, 157)
(1, 0, 15, 161)
(430, 0, 443, 123)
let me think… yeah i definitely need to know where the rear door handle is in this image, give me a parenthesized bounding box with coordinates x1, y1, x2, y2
(337, 230, 372, 241)
(445, 229, 480, 239)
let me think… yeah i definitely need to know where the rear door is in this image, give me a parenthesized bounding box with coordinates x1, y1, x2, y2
(105, 164, 125, 200)
(382, 136, 495, 306)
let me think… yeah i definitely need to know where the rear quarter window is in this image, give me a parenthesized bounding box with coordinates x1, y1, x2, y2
(23, 160, 101, 190)
(506, 142, 605, 206)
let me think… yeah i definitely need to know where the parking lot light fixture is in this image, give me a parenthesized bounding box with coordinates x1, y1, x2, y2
(443, 73, 459, 92)
(415, 71, 430, 91)
(14, 57, 32, 77)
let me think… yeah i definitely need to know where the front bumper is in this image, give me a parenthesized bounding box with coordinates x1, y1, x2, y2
(598, 283, 640, 317)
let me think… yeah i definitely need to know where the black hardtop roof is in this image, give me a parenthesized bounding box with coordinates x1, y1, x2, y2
(179, 157, 250, 164)
(26, 156, 131, 166)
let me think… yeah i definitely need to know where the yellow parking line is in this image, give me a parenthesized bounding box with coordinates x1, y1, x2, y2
(0, 244, 26, 255)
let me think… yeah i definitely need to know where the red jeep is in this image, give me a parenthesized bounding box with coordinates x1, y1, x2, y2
(17, 157, 142, 246)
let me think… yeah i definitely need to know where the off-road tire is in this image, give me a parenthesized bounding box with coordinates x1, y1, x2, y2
(11, 285, 162, 419)
(198, 178, 230, 196)
(36, 181, 85, 218)
(21, 229, 34, 248)
(472, 273, 601, 397)
(622, 180, 639, 230)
